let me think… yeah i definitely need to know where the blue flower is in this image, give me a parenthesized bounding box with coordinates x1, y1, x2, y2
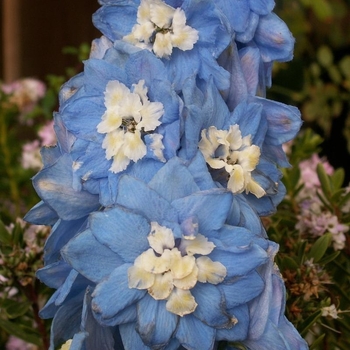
(61, 158, 271, 349)
(240, 245, 309, 350)
(92, 0, 231, 91)
(216, 0, 275, 36)
(56, 40, 181, 206)
(180, 76, 297, 215)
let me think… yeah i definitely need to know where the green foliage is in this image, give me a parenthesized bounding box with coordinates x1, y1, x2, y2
(271, 0, 350, 152)
(266, 129, 350, 349)
(0, 43, 89, 349)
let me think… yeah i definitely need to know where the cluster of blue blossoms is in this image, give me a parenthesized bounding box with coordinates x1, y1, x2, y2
(26, 0, 309, 349)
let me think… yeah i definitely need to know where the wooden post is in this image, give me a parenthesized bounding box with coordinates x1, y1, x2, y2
(2, 0, 21, 82)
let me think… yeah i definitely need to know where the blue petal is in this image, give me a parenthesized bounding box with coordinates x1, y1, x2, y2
(238, 47, 261, 96)
(62, 228, 123, 283)
(176, 314, 215, 350)
(116, 175, 178, 223)
(136, 294, 178, 347)
(218, 43, 248, 110)
(235, 12, 259, 43)
(92, 3, 137, 41)
(186, 151, 217, 190)
(216, 304, 249, 341)
(217, 0, 250, 33)
(220, 271, 264, 308)
(254, 13, 295, 62)
(32, 154, 100, 220)
(119, 322, 150, 350)
(249, 0, 275, 15)
(37, 260, 72, 289)
(49, 292, 84, 350)
(192, 283, 232, 328)
(250, 97, 302, 145)
(77, 287, 117, 350)
(148, 158, 199, 202)
(61, 96, 105, 142)
(44, 217, 87, 264)
(171, 189, 232, 234)
(209, 245, 268, 279)
(84, 58, 127, 94)
(89, 206, 150, 262)
(92, 264, 145, 324)
(24, 200, 58, 226)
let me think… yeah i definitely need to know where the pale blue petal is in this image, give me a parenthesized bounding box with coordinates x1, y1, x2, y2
(137, 294, 178, 348)
(89, 207, 150, 262)
(92, 3, 137, 41)
(148, 158, 199, 202)
(119, 322, 150, 350)
(92, 264, 145, 324)
(176, 314, 215, 350)
(32, 154, 100, 220)
(220, 271, 264, 308)
(216, 304, 249, 341)
(209, 245, 268, 278)
(172, 189, 232, 234)
(62, 229, 123, 283)
(24, 200, 58, 226)
(192, 283, 232, 328)
(249, 0, 275, 15)
(116, 175, 178, 223)
(254, 13, 295, 62)
(44, 217, 87, 264)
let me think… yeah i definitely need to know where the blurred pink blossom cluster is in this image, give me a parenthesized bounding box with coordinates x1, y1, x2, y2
(1, 78, 46, 115)
(21, 121, 56, 170)
(5, 335, 37, 350)
(296, 154, 348, 250)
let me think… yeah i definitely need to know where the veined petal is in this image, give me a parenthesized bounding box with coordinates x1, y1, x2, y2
(149, 1, 175, 28)
(136, 295, 178, 348)
(102, 129, 124, 160)
(148, 222, 175, 254)
(123, 129, 147, 162)
(166, 288, 197, 316)
(138, 102, 164, 131)
(173, 264, 198, 290)
(128, 265, 155, 290)
(170, 250, 196, 279)
(134, 248, 172, 274)
(148, 272, 174, 300)
(154, 32, 173, 57)
(179, 233, 216, 256)
(196, 256, 226, 284)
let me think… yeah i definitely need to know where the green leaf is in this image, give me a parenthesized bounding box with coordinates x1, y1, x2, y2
(339, 56, 350, 79)
(300, 310, 322, 336)
(307, 233, 332, 262)
(331, 168, 345, 190)
(2, 299, 31, 319)
(310, 333, 325, 350)
(317, 163, 332, 198)
(0, 220, 11, 245)
(317, 45, 333, 67)
(281, 256, 299, 270)
(0, 317, 42, 346)
(318, 250, 340, 265)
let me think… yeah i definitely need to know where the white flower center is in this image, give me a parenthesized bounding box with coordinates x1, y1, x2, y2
(199, 125, 266, 198)
(97, 80, 165, 173)
(128, 222, 226, 316)
(123, 0, 199, 58)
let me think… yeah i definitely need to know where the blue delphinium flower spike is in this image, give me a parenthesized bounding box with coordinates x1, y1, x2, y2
(92, 0, 231, 91)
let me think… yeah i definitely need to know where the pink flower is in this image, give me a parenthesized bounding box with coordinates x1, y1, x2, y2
(299, 154, 333, 190)
(1, 78, 46, 114)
